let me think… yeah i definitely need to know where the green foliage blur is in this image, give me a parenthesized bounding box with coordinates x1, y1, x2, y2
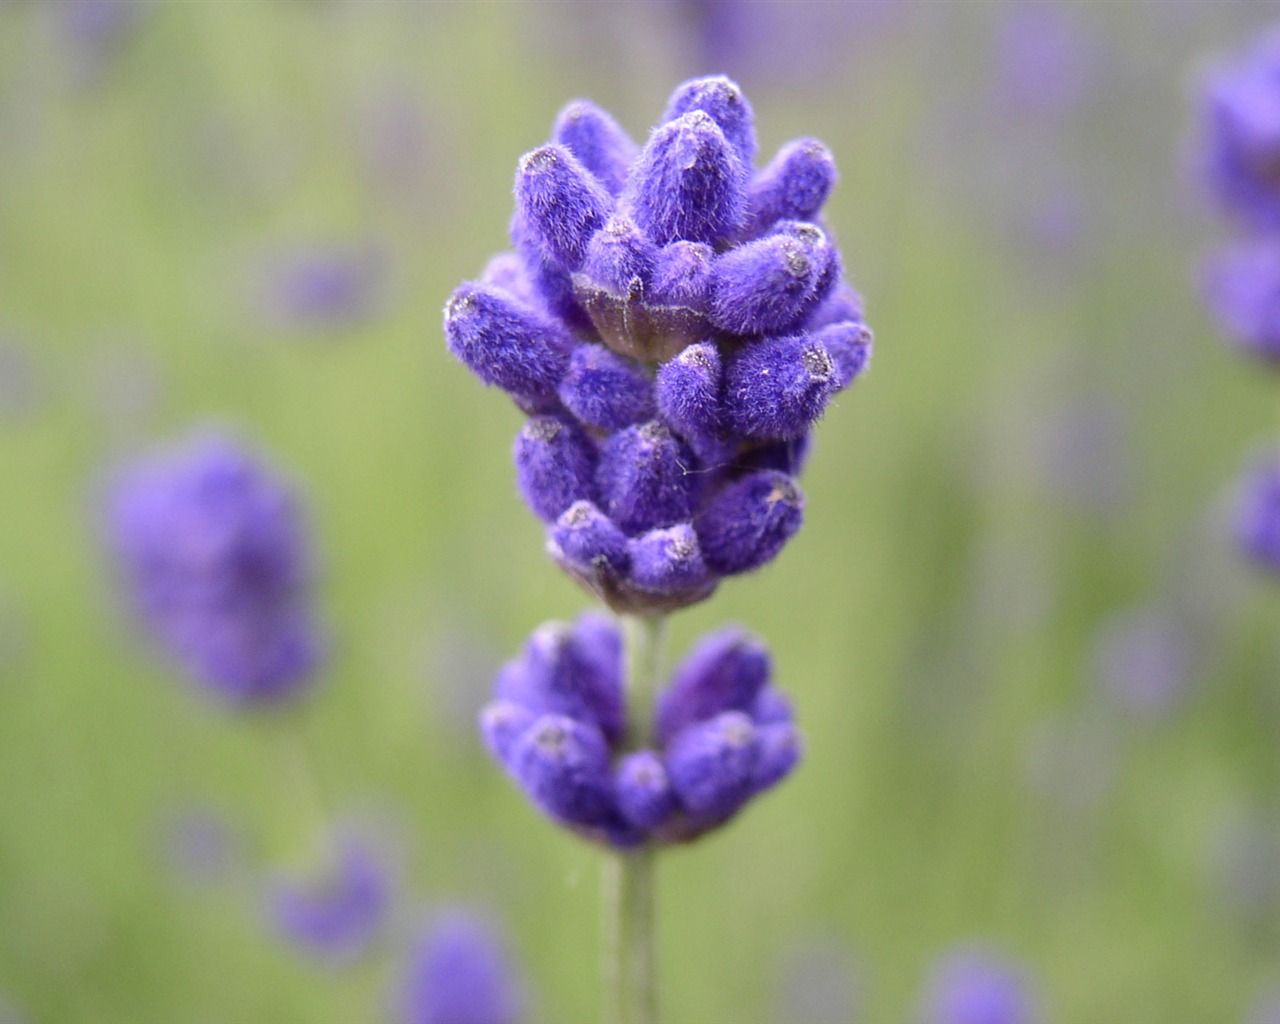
(2, 2, 1279, 1021)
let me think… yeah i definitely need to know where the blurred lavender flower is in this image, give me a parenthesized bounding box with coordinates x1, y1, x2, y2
(1199, 29, 1280, 231)
(1232, 452, 1280, 573)
(106, 431, 324, 707)
(1202, 237, 1280, 362)
(1090, 605, 1197, 719)
(993, 4, 1098, 118)
(480, 613, 800, 848)
(393, 910, 524, 1024)
(917, 946, 1042, 1024)
(266, 837, 392, 963)
(774, 937, 860, 1024)
(1246, 985, 1280, 1024)
(444, 76, 870, 615)
(257, 243, 388, 333)
(60, 0, 148, 83)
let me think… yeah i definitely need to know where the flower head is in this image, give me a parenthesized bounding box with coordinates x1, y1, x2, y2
(917, 946, 1042, 1024)
(444, 76, 870, 614)
(393, 910, 525, 1024)
(480, 613, 801, 847)
(106, 431, 323, 706)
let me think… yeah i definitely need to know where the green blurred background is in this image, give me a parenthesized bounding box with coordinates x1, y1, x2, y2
(2, 1, 1280, 1021)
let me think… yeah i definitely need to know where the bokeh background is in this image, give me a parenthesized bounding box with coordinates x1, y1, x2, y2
(3, 1, 1280, 1021)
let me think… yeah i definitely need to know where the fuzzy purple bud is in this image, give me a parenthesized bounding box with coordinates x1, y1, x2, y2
(1234, 454, 1280, 572)
(918, 947, 1041, 1024)
(479, 699, 537, 768)
(815, 321, 873, 391)
(267, 839, 391, 963)
(656, 627, 771, 743)
(665, 710, 759, 820)
(578, 214, 658, 299)
(751, 722, 803, 792)
(394, 911, 523, 1024)
(444, 283, 573, 403)
(1202, 238, 1280, 362)
(710, 223, 833, 336)
(518, 619, 624, 744)
(557, 343, 655, 432)
(614, 750, 677, 830)
(514, 144, 613, 271)
(596, 421, 700, 535)
(654, 341, 723, 444)
(510, 713, 615, 828)
(625, 111, 748, 247)
(752, 685, 794, 725)
(745, 139, 837, 237)
(695, 470, 805, 576)
(512, 416, 596, 523)
(106, 433, 322, 707)
(723, 332, 838, 439)
(627, 524, 712, 596)
(549, 500, 631, 578)
(553, 100, 639, 197)
(661, 75, 757, 167)
(649, 241, 716, 310)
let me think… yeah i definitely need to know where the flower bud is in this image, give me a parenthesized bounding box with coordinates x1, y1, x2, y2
(665, 710, 758, 819)
(814, 321, 873, 391)
(596, 421, 700, 535)
(654, 341, 722, 443)
(444, 283, 573, 403)
(625, 111, 748, 247)
(614, 750, 677, 831)
(557, 342, 655, 432)
(479, 698, 536, 768)
(710, 222, 834, 336)
(553, 99, 638, 196)
(695, 470, 804, 576)
(514, 144, 613, 271)
(627, 524, 712, 597)
(744, 138, 837, 237)
(510, 714, 615, 828)
(549, 500, 631, 578)
(723, 332, 838, 439)
(648, 241, 716, 311)
(661, 75, 757, 167)
(578, 214, 658, 299)
(656, 627, 770, 744)
(519, 619, 624, 744)
(513, 416, 596, 523)
(750, 722, 803, 793)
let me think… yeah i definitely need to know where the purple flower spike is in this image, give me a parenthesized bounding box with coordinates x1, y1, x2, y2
(665, 710, 759, 820)
(918, 946, 1041, 1024)
(515, 145, 613, 272)
(1233, 453, 1280, 572)
(513, 416, 596, 523)
(649, 241, 716, 310)
(696, 470, 805, 576)
(444, 284, 573, 404)
(1202, 238, 1280, 362)
(627, 524, 712, 596)
(267, 839, 391, 963)
(710, 223, 833, 335)
(815, 321, 873, 390)
(614, 750, 677, 830)
(625, 111, 748, 248)
(661, 75, 758, 167)
(510, 714, 615, 828)
(553, 100, 639, 197)
(479, 699, 537, 767)
(596, 421, 700, 535)
(106, 432, 323, 707)
(654, 341, 723, 443)
(745, 139, 838, 238)
(723, 333, 838, 440)
(395, 911, 524, 1024)
(557, 344, 655, 432)
(656, 627, 771, 744)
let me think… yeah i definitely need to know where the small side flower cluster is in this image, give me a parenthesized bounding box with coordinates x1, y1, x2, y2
(107, 432, 323, 706)
(444, 76, 870, 614)
(479, 613, 800, 848)
(1197, 31, 1280, 574)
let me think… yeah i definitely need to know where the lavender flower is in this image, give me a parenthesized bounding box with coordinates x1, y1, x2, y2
(1246, 986, 1280, 1024)
(917, 946, 1042, 1024)
(258, 244, 387, 332)
(106, 432, 323, 706)
(444, 76, 871, 615)
(393, 911, 524, 1024)
(1202, 237, 1280, 362)
(1232, 452, 1280, 573)
(1090, 605, 1197, 719)
(266, 837, 391, 963)
(480, 613, 801, 847)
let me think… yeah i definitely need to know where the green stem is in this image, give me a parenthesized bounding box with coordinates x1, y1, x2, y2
(605, 614, 666, 1024)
